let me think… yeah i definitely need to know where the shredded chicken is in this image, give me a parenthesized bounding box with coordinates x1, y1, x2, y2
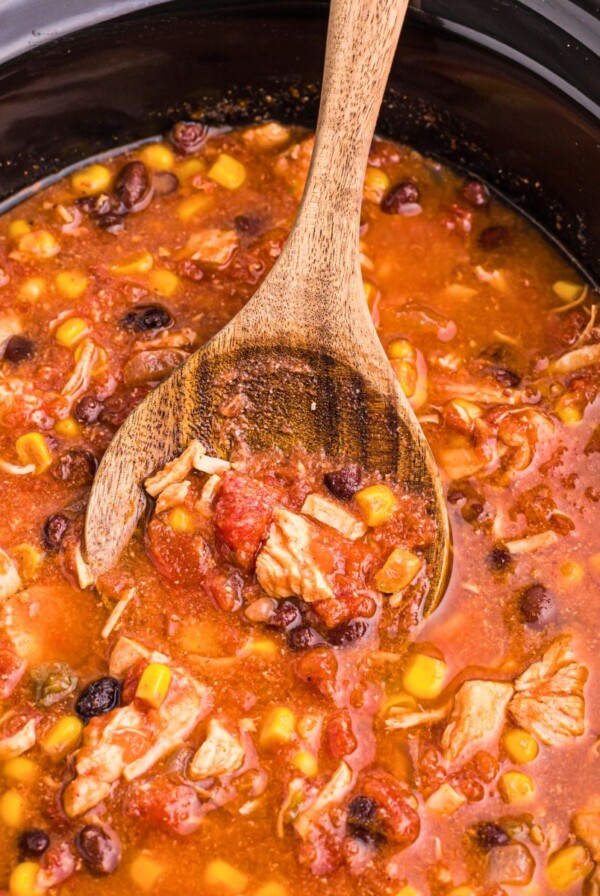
(61, 339, 97, 411)
(156, 480, 191, 515)
(179, 229, 239, 266)
(426, 782, 467, 816)
(0, 312, 23, 351)
(74, 544, 94, 590)
(256, 507, 335, 603)
(194, 455, 231, 475)
(108, 635, 167, 677)
(505, 531, 560, 554)
(509, 636, 588, 746)
(0, 717, 36, 761)
(188, 719, 245, 780)
(294, 761, 353, 840)
(442, 680, 514, 762)
(301, 494, 367, 540)
(101, 589, 136, 640)
(385, 701, 451, 731)
(136, 327, 197, 351)
(144, 440, 206, 496)
(242, 122, 291, 151)
(554, 342, 600, 376)
(64, 641, 213, 816)
(196, 474, 222, 517)
(0, 548, 22, 601)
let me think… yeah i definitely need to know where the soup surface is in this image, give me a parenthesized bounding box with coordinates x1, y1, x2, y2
(0, 121, 599, 896)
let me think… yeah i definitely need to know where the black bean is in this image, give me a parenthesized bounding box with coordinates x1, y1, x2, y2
(42, 513, 70, 551)
(328, 619, 368, 648)
(18, 828, 50, 858)
(114, 161, 153, 212)
(381, 180, 420, 214)
(119, 304, 173, 333)
(462, 179, 490, 209)
(489, 367, 521, 389)
(288, 624, 324, 651)
(52, 449, 97, 485)
(76, 677, 121, 721)
(447, 485, 466, 505)
(170, 121, 209, 155)
(152, 171, 179, 196)
(478, 225, 511, 250)
(471, 821, 510, 850)
(96, 213, 125, 234)
(487, 543, 513, 573)
(270, 601, 302, 630)
(74, 395, 104, 425)
(518, 583, 554, 626)
(75, 824, 120, 875)
(348, 795, 377, 824)
(234, 214, 261, 235)
(3, 335, 35, 363)
(324, 464, 362, 501)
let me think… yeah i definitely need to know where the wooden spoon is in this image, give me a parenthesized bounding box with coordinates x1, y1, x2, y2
(85, 0, 451, 614)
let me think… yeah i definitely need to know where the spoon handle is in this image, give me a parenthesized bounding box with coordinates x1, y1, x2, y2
(282, 0, 409, 292)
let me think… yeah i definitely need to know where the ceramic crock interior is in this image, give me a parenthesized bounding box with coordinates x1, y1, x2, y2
(0, 0, 598, 280)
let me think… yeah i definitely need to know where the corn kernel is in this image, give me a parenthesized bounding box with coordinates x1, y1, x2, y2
(9, 862, 43, 896)
(15, 433, 52, 474)
(355, 484, 397, 527)
(208, 153, 247, 190)
(19, 277, 46, 302)
(2, 757, 39, 784)
(255, 885, 287, 896)
(499, 770, 535, 804)
(167, 506, 195, 533)
(554, 393, 583, 425)
(204, 859, 248, 894)
(18, 230, 60, 259)
(139, 143, 175, 170)
(54, 270, 88, 299)
(129, 854, 165, 892)
(12, 544, 43, 583)
(148, 268, 180, 297)
(71, 163, 112, 196)
(402, 653, 447, 701)
(395, 888, 421, 896)
(503, 728, 539, 764)
(391, 358, 418, 399)
(552, 280, 584, 303)
(363, 166, 391, 203)
(176, 193, 214, 222)
(54, 416, 82, 438)
(8, 219, 31, 241)
(387, 338, 415, 361)
(41, 715, 84, 760)
(382, 692, 420, 713)
(588, 553, 600, 580)
(55, 317, 90, 347)
(448, 888, 476, 896)
(241, 638, 278, 658)
(177, 159, 206, 181)
(73, 340, 108, 377)
(546, 845, 593, 891)
(559, 560, 584, 586)
(375, 547, 422, 593)
(363, 280, 378, 307)
(136, 663, 172, 709)
(290, 750, 318, 778)
(110, 251, 154, 276)
(260, 707, 296, 750)
(0, 789, 25, 827)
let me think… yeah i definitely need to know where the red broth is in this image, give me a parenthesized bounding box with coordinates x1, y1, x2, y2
(0, 121, 598, 896)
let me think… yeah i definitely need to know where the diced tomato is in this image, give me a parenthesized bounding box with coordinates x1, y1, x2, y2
(295, 648, 338, 699)
(146, 517, 214, 587)
(214, 472, 281, 571)
(326, 709, 357, 758)
(312, 590, 376, 630)
(124, 778, 203, 835)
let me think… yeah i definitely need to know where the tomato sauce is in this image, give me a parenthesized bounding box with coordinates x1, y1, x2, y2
(0, 120, 599, 896)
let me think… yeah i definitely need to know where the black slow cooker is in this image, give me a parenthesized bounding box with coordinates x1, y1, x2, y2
(0, 0, 599, 280)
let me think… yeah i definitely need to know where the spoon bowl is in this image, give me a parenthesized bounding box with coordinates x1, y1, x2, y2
(85, 0, 451, 614)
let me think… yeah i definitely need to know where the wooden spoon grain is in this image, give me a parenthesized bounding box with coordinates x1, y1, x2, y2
(85, 0, 451, 614)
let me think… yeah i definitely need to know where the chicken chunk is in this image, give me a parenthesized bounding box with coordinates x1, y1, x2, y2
(301, 494, 367, 541)
(144, 440, 207, 497)
(155, 480, 191, 515)
(64, 643, 212, 816)
(0, 717, 36, 761)
(294, 761, 353, 840)
(188, 719, 245, 780)
(0, 548, 22, 601)
(256, 508, 335, 603)
(180, 229, 239, 267)
(442, 680, 514, 763)
(109, 635, 167, 677)
(426, 782, 467, 816)
(509, 636, 588, 746)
